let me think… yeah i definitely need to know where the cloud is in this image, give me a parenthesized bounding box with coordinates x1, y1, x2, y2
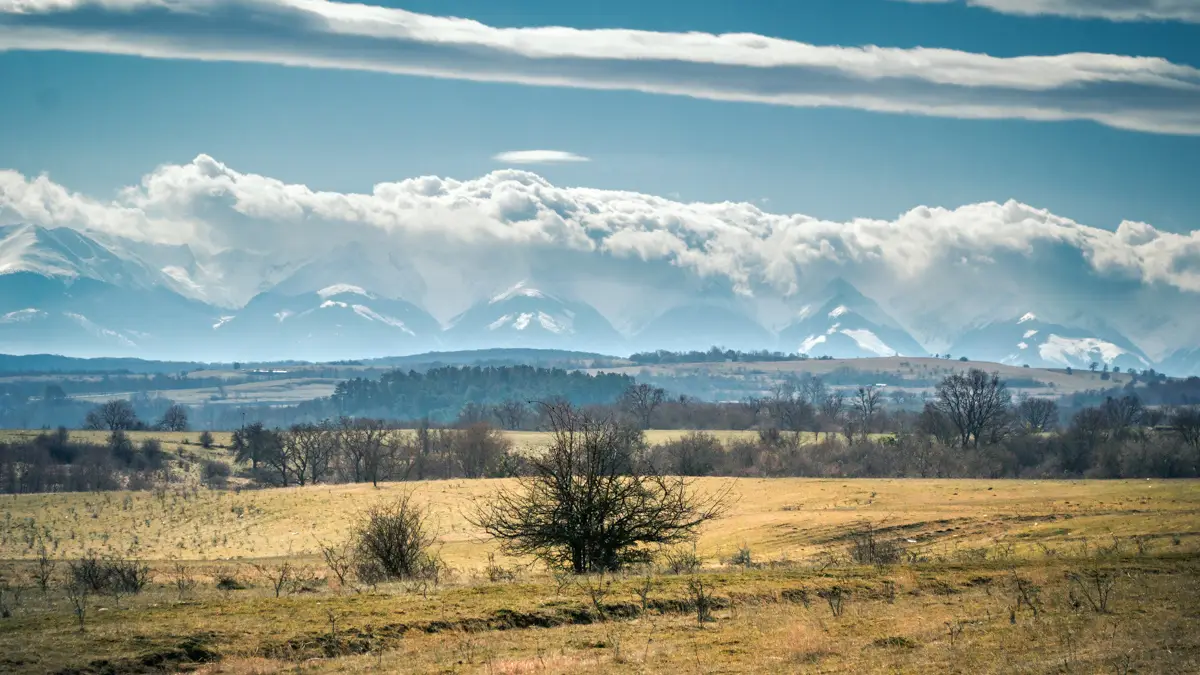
(493, 150, 591, 165)
(2, 154, 1199, 356)
(896, 0, 1200, 23)
(1, 0, 1199, 134)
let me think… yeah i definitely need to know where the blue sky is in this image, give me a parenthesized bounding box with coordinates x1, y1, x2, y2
(0, 0, 1198, 232)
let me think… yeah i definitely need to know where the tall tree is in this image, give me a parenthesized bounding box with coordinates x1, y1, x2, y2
(620, 383, 666, 429)
(158, 404, 189, 432)
(83, 400, 139, 432)
(933, 369, 1011, 448)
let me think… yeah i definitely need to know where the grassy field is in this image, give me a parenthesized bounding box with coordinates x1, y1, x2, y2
(593, 356, 1132, 396)
(1, 478, 1197, 673)
(0, 428, 762, 453)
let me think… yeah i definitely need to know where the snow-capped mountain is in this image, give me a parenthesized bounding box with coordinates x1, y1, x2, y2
(632, 303, 773, 353)
(444, 281, 622, 352)
(779, 279, 926, 358)
(949, 313, 1152, 371)
(214, 284, 442, 360)
(0, 225, 218, 357)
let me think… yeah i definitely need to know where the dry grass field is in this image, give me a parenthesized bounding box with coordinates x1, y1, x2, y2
(0, 429, 762, 454)
(593, 356, 1132, 396)
(1, 478, 1198, 674)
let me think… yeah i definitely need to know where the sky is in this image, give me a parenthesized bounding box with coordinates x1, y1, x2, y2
(1, 0, 1198, 232)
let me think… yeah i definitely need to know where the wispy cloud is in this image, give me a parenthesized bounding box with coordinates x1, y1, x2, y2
(897, 0, 1200, 23)
(493, 150, 590, 164)
(1, 0, 1198, 134)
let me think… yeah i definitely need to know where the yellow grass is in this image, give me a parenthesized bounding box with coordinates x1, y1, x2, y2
(3, 478, 1198, 674)
(4, 477, 1196, 567)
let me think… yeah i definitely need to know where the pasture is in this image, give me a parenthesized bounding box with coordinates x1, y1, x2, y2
(1, 478, 1198, 673)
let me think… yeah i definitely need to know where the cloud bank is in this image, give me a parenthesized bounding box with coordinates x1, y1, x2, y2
(897, 0, 1200, 23)
(493, 150, 590, 165)
(1, 0, 1199, 134)
(2, 154, 1199, 354)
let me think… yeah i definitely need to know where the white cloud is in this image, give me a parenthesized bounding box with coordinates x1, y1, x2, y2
(493, 150, 590, 164)
(897, 0, 1200, 23)
(1, 0, 1199, 134)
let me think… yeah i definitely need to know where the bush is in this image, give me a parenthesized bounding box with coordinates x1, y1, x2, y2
(68, 554, 150, 596)
(201, 459, 232, 488)
(199, 431, 215, 449)
(846, 522, 905, 567)
(351, 493, 442, 582)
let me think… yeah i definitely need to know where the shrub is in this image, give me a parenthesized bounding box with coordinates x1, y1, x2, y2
(200, 459, 232, 488)
(661, 546, 703, 575)
(846, 522, 905, 567)
(351, 493, 442, 581)
(199, 431, 215, 449)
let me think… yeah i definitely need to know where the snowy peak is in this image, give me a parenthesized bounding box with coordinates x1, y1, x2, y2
(780, 280, 925, 358)
(489, 280, 552, 304)
(448, 281, 619, 351)
(317, 283, 373, 299)
(950, 315, 1151, 371)
(0, 224, 162, 289)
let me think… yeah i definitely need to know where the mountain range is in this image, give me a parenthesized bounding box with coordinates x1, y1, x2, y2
(1, 223, 1196, 374)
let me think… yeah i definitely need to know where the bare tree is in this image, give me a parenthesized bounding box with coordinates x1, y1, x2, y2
(1101, 395, 1144, 440)
(851, 386, 882, 439)
(339, 417, 392, 486)
(472, 402, 731, 574)
(1169, 406, 1200, 452)
(352, 493, 441, 581)
(764, 381, 816, 443)
(84, 399, 139, 431)
(450, 423, 513, 478)
(284, 421, 337, 486)
(494, 399, 529, 430)
(621, 383, 666, 429)
(933, 369, 1011, 448)
(818, 392, 846, 441)
(158, 404, 189, 432)
(1016, 394, 1059, 432)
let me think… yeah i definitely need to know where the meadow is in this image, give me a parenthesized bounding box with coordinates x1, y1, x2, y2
(1, 476, 1198, 673)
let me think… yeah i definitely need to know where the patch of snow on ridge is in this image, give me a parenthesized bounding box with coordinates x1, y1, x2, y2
(1023, 329, 1039, 339)
(841, 328, 897, 357)
(352, 305, 416, 335)
(318, 284, 371, 299)
(274, 310, 293, 322)
(1018, 312, 1037, 324)
(828, 305, 849, 318)
(799, 334, 827, 354)
(64, 312, 136, 347)
(513, 312, 534, 330)
(1018, 341, 1029, 350)
(488, 314, 513, 330)
(490, 281, 546, 304)
(213, 316, 235, 330)
(1038, 334, 1146, 367)
(537, 311, 573, 334)
(320, 300, 349, 309)
(0, 308, 44, 323)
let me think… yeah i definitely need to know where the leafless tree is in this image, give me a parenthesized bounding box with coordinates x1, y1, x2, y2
(338, 417, 392, 486)
(451, 423, 513, 478)
(818, 392, 846, 441)
(621, 383, 666, 429)
(494, 399, 529, 430)
(1101, 395, 1144, 440)
(933, 369, 1011, 448)
(1016, 394, 1059, 432)
(84, 399, 139, 431)
(763, 381, 815, 443)
(158, 404, 189, 432)
(284, 421, 337, 486)
(472, 402, 731, 573)
(852, 386, 882, 439)
(1169, 406, 1200, 451)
